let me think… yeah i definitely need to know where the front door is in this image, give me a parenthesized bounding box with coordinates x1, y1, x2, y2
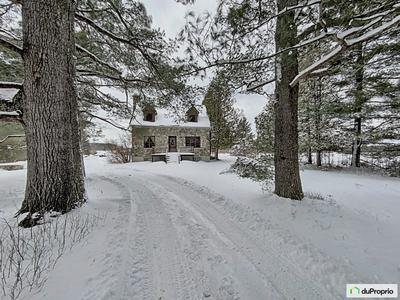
(168, 136, 177, 152)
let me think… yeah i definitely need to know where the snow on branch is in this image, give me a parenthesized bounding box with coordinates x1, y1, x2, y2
(0, 37, 22, 56)
(76, 69, 151, 84)
(345, 15, 400, 46)
(0, 82, 22, 89)
(0, 111, 23, 123)
(291, 46, 344, 87)
(291, 12, 400, 87)
(0, 111, 19, 116)
(352, 1, 397, 22)
(278, 0, 320, 15)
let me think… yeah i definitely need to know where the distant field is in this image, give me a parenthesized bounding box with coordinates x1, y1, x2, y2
(0, 122, 26, 163)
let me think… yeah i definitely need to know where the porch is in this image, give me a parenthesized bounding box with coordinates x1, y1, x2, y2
(151, 152, 196, 163)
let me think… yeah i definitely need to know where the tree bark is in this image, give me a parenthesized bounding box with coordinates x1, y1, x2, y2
(314, 78, 322, 167)
(307, 147, 312, 164)
(274, 0, 303, 200)
(351, 44, 364, 168)
(316, 149, 322, 167)
(18, 0, 86, 219)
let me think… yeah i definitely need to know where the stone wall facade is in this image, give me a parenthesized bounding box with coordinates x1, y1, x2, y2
(131, 125, 210, 162)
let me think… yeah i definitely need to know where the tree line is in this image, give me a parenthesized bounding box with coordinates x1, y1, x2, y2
(0, 0, 398, 223)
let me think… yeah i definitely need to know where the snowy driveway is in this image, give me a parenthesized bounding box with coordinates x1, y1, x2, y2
(80, 171, 368, 300)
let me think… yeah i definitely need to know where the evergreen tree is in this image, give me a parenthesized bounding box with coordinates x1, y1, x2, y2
(230, 114, 255, 157)
(203, 73, 239, 160)
(182, 0, 399, 198)
(329, 35, 400, 167)
(298, 76, 341, 166)
(255, 99, 275, 155)
(0, 0, 196, 224)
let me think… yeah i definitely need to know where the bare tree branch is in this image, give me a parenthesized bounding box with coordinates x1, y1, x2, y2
(76, 44, 122, 75)
(80, 110, 127, 130)
(246, 78, 275, 92)
(75, 13, 160, 73)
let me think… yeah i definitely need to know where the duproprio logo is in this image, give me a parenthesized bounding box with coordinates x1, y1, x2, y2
(349, 286, 360, 295)
(346, 284, 398, 298)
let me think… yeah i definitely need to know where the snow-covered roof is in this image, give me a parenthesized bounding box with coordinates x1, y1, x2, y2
(131, 107, 210, 128)
(0, 89, 20, 116)
(0, 89, 19, 102)
(0, 111, 19, 116)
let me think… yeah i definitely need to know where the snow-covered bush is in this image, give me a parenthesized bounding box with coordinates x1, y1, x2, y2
(220, 155, 274, 191)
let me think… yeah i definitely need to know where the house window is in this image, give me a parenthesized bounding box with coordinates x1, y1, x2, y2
(188, 114, 197, 122)
(186, 106, 199, 122)
(144, 136, 155, 148)
(185, 136, 200, 148)
(145, 113, 153, 122)
(142, 106, 157, 122)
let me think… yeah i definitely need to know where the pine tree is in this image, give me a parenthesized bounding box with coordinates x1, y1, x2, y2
(182, 0, 399, 197)
(230, 114, 254, 157)
(203, 74, 240, 160)
(255, 99, 275, 155)
(0, 0, 196, 224)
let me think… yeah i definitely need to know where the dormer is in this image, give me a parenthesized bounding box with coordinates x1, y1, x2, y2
(186, 106, 199, 123)
(142, 106, 157, 122)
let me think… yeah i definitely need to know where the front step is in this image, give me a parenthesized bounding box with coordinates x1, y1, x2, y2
(166, 152, 179, 164)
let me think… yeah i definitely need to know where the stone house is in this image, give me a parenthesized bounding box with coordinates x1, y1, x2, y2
(131, 106, 210, 162)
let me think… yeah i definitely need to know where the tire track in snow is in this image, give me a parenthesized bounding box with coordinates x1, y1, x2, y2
(86, 171, 371, 300)
(126, 179, 200, 300)
(139, 173, 371, 300)
(100, 175, 201, 300)
(82, 176, 154, 300)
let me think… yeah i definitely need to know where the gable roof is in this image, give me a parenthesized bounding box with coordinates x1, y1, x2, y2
(186, 106, 199, 115)
(0, 89, 19, 102)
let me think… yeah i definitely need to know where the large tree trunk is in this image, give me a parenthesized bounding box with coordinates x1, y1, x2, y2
(18, 0, 86, 219)
(274, 0, 303, 200)
(316, 149, 322, 167)
(351, 45, 364, 168)
(307, 147, 312, 164)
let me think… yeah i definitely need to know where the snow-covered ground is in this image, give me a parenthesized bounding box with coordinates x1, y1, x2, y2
(0, 154, 399, 299)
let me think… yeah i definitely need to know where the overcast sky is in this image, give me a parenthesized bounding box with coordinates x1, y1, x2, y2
(97, 0, 268, 141)
(144, 0, 269, 130)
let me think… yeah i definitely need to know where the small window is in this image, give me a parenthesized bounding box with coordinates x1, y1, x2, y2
(145, 113, 153, 122)
(185, 136, 200, 148)
(144, 136, 155, 148)
(188, 114, 197, 122)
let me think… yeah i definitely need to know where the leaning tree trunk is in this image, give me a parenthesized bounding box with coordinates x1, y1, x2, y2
(274, 0, 303, 200)
(18, 0, 86, 219)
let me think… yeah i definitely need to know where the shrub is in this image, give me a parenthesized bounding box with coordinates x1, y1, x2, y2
(220, 155, 274, 192)
(106, 132, 132, 164)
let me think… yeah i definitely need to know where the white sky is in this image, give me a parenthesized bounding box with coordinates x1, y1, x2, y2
(98, 0, 269, 141)
(143, 0, 269, 131)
